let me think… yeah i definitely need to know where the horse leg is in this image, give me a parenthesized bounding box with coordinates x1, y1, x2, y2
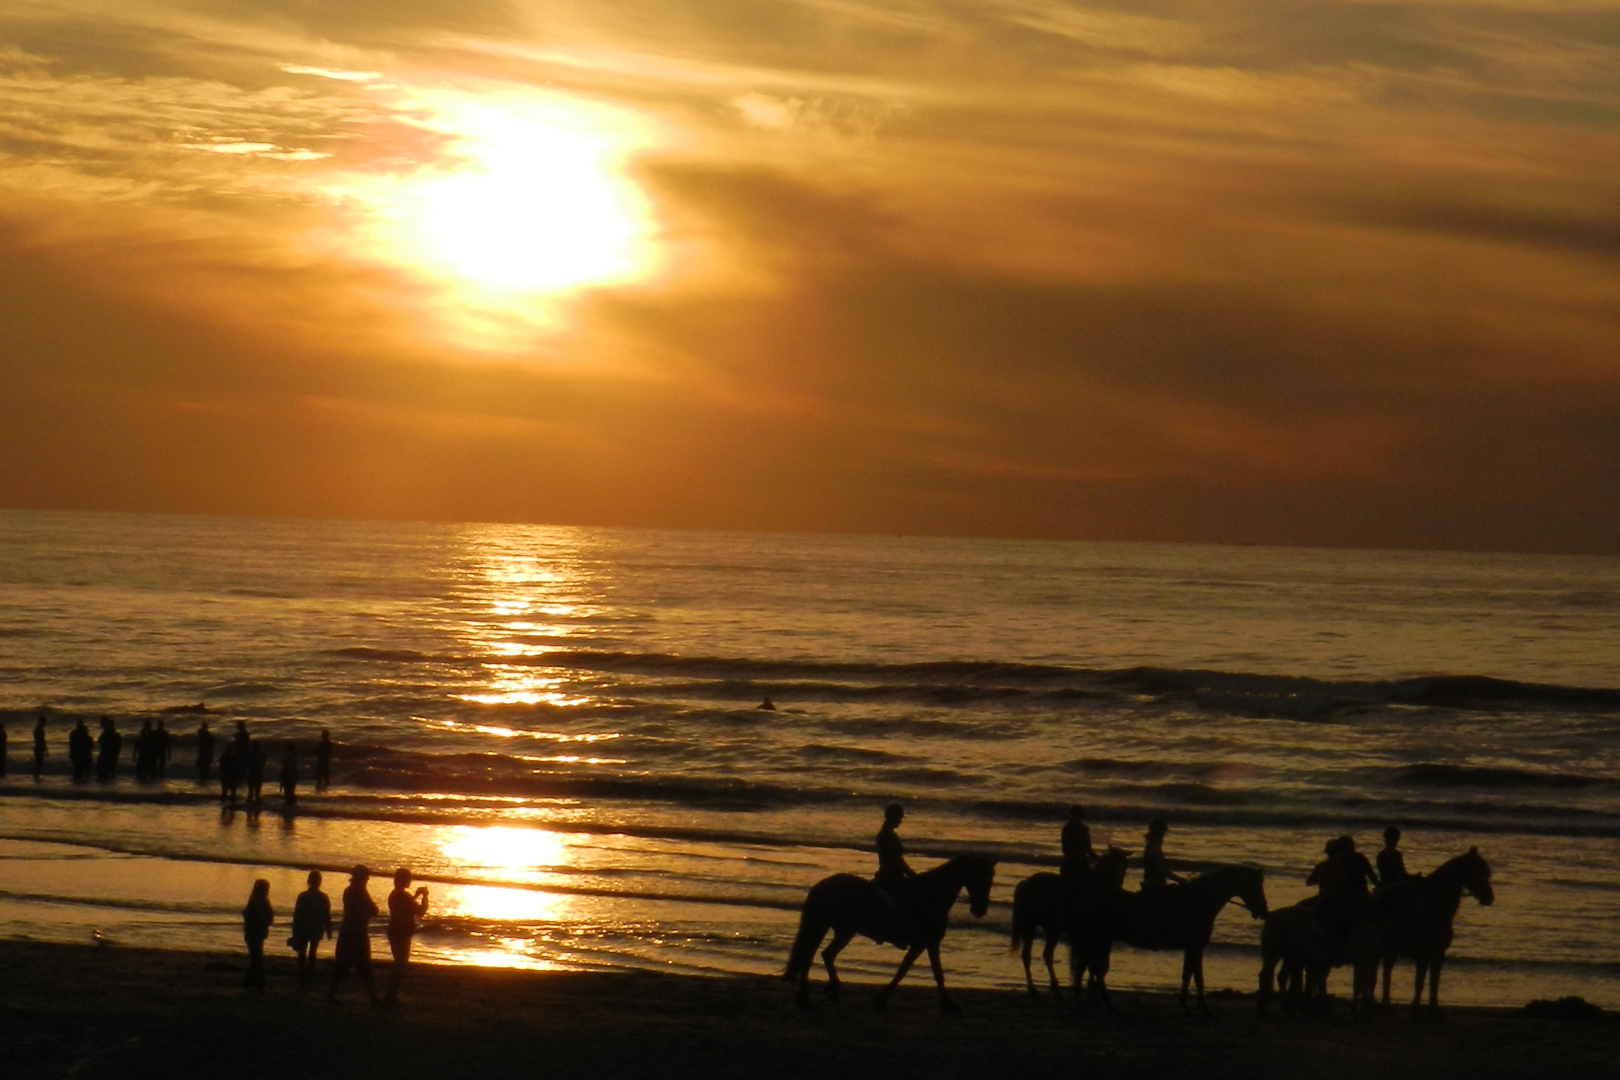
(821, 928, 855, 1003)
(1409, 958, 1427, 1019)
(1043, 930, 1063, 998)
(1381, 954, 1395, 1011)
(1190, 949, 1210, 1017)
(927, 945, 960, 1016)
(875, 944, 923, 1012)
(1427, 954, 1446, 1020)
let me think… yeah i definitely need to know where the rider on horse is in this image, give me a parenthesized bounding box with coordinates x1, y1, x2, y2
(1142, 818, 1184, 890)
(1377, 825, 1410, 885)
(1060, 804, 1095, 899)
(874, 803, 916, 907)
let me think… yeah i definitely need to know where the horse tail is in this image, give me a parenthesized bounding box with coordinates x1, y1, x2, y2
(1009, 885, 1026, 953)
(784, 890, 828, 982)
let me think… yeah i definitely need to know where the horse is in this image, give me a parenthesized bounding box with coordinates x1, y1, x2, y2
(1258, 898, 1386, 1017)
(1077, 864, 1268, 1015)
(783, 854, 996, 1014)
(1009, 847, 1129, 998)
(1373, 847, 1494, 1017)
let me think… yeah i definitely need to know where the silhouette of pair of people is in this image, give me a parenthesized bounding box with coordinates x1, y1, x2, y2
(327, 865, 429, 1006)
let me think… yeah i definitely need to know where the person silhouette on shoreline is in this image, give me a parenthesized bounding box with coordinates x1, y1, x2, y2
(291, 869, 333, 991)
(95, 717, 121, 780)
(246, 741, 266, 806)
(155, 717, 170, 777)
(69, 719, 92, 781)
(383, 868, 430, 1005)
(279, 742, 299, 807)
(242, 879, 274, 992)
(0, 721, 8, 777)
(329, 865, 380, 1005)
(32, 712, 46, 780)
(315, 729, 332, 792)
(1142, 818, 1184, 889)
(196, 720, 214, 784)
(135, 719, 155, 780)
(220, 740, 241, 805)
(1377, 825, 1409, 885)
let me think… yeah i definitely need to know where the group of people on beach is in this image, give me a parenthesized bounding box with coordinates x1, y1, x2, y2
(243, 865, 430, 1004)
(0, 712, 333, 807)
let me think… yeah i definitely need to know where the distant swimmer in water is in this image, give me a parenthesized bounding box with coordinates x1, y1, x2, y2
(33, 712, 46, 780)
(69, 719, 93, 781)
(758, 695, 776, 711)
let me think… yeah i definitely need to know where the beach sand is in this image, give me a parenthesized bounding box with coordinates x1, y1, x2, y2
(2, 941, 1614, 1079)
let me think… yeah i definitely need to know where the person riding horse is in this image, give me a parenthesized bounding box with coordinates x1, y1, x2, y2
(1142, 818, 1184, 890)
(1377, 825, 1410, 885)
(1060, 804, 1095, 901)
(1307, 835, 1379, 952)
(874, 803, 916, 908)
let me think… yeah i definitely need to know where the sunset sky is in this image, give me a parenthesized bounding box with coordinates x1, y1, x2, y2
(1, 0, 1617, 552)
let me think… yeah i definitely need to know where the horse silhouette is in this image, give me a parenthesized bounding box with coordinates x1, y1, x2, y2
(1258, 847, 1494, 1019)
(784, 854, 996, 1014)
(1009, 847, 1129, 999)
(1075, 864, 1268, 1015)
(1373, 847, 1494, 1017)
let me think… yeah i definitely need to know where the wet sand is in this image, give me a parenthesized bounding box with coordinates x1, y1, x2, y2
(2, 940, 1614, 1079)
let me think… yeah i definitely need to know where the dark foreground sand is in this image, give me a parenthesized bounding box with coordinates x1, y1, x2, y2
(2, 941, 1614, 1080)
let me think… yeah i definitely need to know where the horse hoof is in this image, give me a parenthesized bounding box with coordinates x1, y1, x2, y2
(824, 985, 840, 1004)
(939, 997, 962, 1017)
(873, 993, 889, 1013)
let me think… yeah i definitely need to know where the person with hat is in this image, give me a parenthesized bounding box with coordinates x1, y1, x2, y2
(328, 865, 380, 1005)
(1141, 818, 1184, 889)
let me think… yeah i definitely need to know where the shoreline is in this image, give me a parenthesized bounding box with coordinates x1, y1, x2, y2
(3, 940, 1614, 1079)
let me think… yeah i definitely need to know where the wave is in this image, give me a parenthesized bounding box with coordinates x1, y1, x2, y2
(322, 646, 1620, 717)
(1395, 763, 1605, 791)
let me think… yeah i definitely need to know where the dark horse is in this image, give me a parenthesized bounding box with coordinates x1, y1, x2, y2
(1009, 848, 1129, 998)
(1075, 865, 1268, 1015)
(1373, 847, 1494, 1017)
(784, 854, 996, 1014)
(1258, 848, 1494, 1019)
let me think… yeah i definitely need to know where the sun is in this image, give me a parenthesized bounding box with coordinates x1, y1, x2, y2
(328, 88, 659, 330)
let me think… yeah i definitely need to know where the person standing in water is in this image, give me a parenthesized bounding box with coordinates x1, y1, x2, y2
(195, 720, 214, 783)
(329, 866, 380, 1005)
(383, 868, 430, 1005)
(290, 870, 333, 991)
(94, 717, 121, 780)
(69, 719, 92, 781)
(32, 712, 46, 780)
(279, 741, 299, 808)
(242, 879, 274, 992)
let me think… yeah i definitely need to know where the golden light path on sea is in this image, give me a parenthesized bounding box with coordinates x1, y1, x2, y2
(324, 87, 659, 345)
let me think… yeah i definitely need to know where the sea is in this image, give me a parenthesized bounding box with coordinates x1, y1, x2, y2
(2, 509, 1618, 1008)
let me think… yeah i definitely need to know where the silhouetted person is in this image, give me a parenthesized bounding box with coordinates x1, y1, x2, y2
(32, 712, 46, 780)
(315, 729, 332, 792)
(1337, 834, 1378, 898)
(1308, 837, 1354, 947)
(873, 803, 915, 907)
(155, 718, 170, 777)
(220, 740, 241, 805)
(0, 722, 7, 777)
(94, 717, 121, 780)
(1060, 804, 1095, 885)
(69, 719, 93, 781)
(758, 695, 776, 711)
(279, 742, 299, 807)
(196, 721, 215, 783)
(1377, 825, 1409, 885)
(329, 865, 380, 1005)
(242, 879, 274, 992)
(246, 741, 266, 805)
(383, 868, 430, 1005)
(135, 719, 155, 780)
(1142, 818, 1184, 889)
(291, 869, 333, 991)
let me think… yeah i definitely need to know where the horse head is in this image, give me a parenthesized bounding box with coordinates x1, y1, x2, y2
(1462, 846, 1494, 906)
(1225, 865, 1268, 920)
(966, 856, 997, 917)
(1095, 846, 1130, 890)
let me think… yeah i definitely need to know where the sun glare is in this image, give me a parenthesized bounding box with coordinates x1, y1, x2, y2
(328, 89, 658, 331)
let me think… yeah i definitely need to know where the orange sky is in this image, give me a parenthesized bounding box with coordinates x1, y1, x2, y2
(1, 0, 1618, 552)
